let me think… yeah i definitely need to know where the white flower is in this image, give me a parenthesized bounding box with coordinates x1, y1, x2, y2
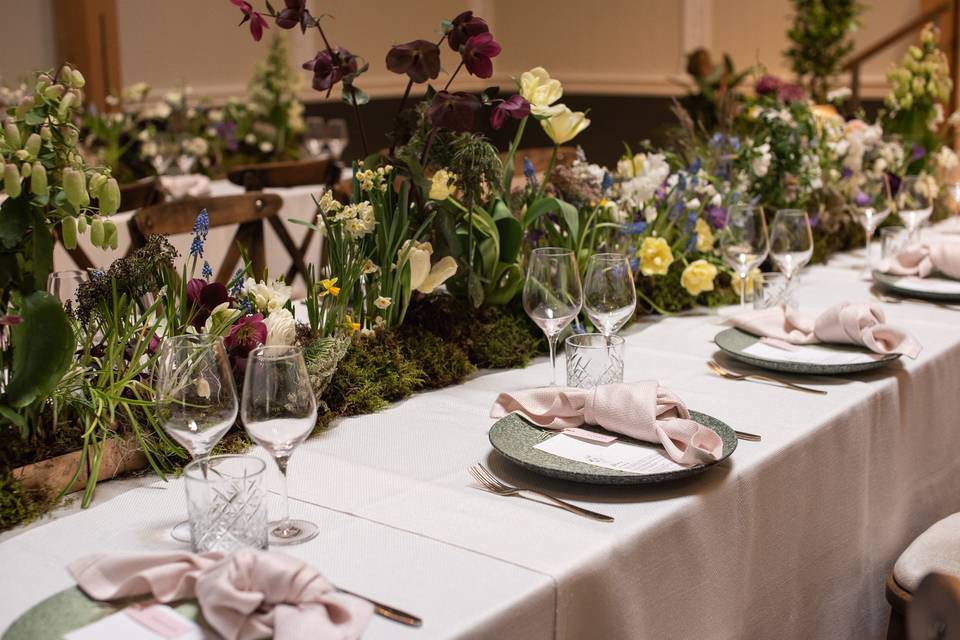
(751, 144, 771, 177)
(243, 277, 292, 314)
(317, 190, 342, 215)
(619, 153, 669, 206)
(710, 192, 722, 207)
(362, 259, 378, 275)
(400, 241, 459, 294)
(643, 206, 658, 223)
(374, 296, 392, 309)
(184, 137, 208, 156)
(826, 87, 852, 102)
(264, 308, 296, 346)
(259, 141, 274, 153)
(208, 109, 223, 123)
(141, 141, 158, 158)
(685, 197, 701, 210)
(929, 103, 945, 131)
(935, 145, 959, 171)
(244, 133, 257, 145)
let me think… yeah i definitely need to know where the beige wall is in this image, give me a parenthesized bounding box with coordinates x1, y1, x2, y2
(0, 0, 931, 100)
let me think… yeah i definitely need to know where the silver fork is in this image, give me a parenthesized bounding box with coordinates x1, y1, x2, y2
(872, 291, 960, 311)
(468, 464, 614, 522)
(707, 360, 827, 395)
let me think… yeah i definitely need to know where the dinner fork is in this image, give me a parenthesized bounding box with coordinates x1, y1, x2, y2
(707, 360, 827, 395)
(871, 291, 960, 311)
(468, 464, 614, 522)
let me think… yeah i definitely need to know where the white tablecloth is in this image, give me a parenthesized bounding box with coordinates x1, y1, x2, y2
(7, 223, 960, 639)
(52, 179, 324, 295)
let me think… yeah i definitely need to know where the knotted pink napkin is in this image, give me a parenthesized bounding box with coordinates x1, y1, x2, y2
(879, 241, 960, 279)
(490, 382, 723, 466)
(68, 549, 372, 640)
(728, 302, 921, 358)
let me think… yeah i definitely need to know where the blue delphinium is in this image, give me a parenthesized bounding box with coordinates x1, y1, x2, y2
(622, 220, 648, 234)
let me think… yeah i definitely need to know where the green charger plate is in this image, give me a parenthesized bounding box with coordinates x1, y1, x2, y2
(2, 588, 205, 640)
(872, 270, 960, 302)
(714, 327, 899, 375)
(488, 410, 737, 485)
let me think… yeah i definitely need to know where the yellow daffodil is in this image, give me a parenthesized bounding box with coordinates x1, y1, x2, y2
(429, 169, 457, 200)
(695, 218, 715, 252)
(319, 277, 340, 297)
(637, 237, 674, 276)
(344, 315, 360, 333)
(519, 67, 564, 117)
(540, 105, 590, 145)
(680, 259, 718, 296)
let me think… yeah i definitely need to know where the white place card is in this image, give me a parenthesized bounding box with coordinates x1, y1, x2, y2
(888, 276, 960, 294)
(741, 341, 884, 365)
(534, 433, 686, 474)
(65, 604, 204, 640)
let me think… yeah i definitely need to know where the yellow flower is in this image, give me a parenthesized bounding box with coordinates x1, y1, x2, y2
(540, 105, 590, 145)
(637, 237, 674, 276)
(344, 315, 360, 333)
(519, 67, 564, 117)
(695, 218, 714, 252)
(680, 259, 718, 296)
(429, 169, 456, 200)
(731, 267, 762, 295)
(319, 277, 340, 297)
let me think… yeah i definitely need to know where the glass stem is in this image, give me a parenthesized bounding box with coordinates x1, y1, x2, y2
(275, 455, 291, 528)
(547, 333, 558, 386)
(739, 273, 747, 308)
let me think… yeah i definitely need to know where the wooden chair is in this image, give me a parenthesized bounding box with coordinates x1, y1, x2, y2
(226, 158, 340, 284)
(129, 193, 286, 284)
(119, 177, 163, 211)
(907, 573, 960, 640)
(502, 145, 577, 177)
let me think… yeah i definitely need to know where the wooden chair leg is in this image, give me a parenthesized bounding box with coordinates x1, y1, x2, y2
(266, 216, 310, 285)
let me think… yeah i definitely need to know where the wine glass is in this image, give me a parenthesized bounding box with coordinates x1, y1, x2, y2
(324, 118, 349, 159)
(47, 269, 89, 309)
(154, 334, 238, 542)
(302, 116, 327, 158)
(523, 248, 582, 386)
(241, 345, 319, 546)
(769, 209, 813, 291)
(719, 204, 769, 308)
(583, 253, 636, 337)
(848, 176, 892, 273)
(896, 175, 934, 242)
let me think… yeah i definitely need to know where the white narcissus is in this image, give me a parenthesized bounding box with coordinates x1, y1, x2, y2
(541, 105, 590, 145)
(519, 67, 564, 118)
(400, 241, 460, 294)
(244, 278, 292, 314)
(264, 308, 297, 346)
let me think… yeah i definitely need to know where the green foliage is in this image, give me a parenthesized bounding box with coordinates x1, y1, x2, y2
(785, 0, 863, 102)
(396, 325, 475, 389)
(0, 472, 51, 532)
(637, 261, 738, 314)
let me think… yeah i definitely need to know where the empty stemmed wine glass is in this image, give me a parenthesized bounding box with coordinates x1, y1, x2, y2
(769, 209, 813, 296)
(523, 248, 583, 386)
(719, 204, 769, 308)
(154, 334, 239, 542)
(47, 269, 89, 310)
(896, 175, 934, 242)
(241, 345, 319, 546)
(302, 116, 327, 158)
(324, 118, 349, 160)
(847, 175, 892, 274)
(583, 253, 636, 338)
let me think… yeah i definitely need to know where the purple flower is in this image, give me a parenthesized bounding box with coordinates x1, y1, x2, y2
(303, 47, 358, 92)
(490, 95, 530, 130)
(777, 83, 806, 103)
(186, 278, 231, 330)
(840, 166, 853, 180)
(705, 205, 728, 229)
(275, 0, 307, 30)
(230, 0, 268, 41)
(428, 91, 481, 132)
(910, 144, 927, 161)
(447, 11, 489, 51)
(386, 40, 441, 83)
(461, 33, 501, 79)
(755, 74, 782, 96)
(214, 121, 238, 152)
(854, 190, 871, 207)
(887, 172, 902, 197)
(225, 313, 267, 371)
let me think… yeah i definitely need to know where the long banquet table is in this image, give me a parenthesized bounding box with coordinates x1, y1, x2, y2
(5, 223, 960, 639)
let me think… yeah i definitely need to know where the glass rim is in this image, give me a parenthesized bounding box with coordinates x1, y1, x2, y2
(773, 208, 807, 217)
(530, 246, 574, 257)
(184, 454, 266, 481)
(162, 333, 224, 349)
(564, 332, 625, 348)
(249, 344, 304, 362)
(587, 252, 627, 262)
(48, 269, 89, 278)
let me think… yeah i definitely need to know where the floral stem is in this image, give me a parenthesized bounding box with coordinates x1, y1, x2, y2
(534, 145, 558, 200)
(443, 61, 464, 92)
(419, 126, 438, 166)
(500, 116, 528, 194)
(388, 78, 414, 156)
(348, 85, 369, 157)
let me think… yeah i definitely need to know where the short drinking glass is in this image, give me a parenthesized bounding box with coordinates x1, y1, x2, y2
(185, 454, 267, 553)
(752, 272, 791, 310)
(565, 333, 625, 388)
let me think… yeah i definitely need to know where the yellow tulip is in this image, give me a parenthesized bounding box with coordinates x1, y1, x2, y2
(540, 105, 590, 145)
(429, 169, 456, 200)
(519, 67, 564, 118)
(637, 237, 673, 276)
(695, 218, 714, 252)
(680, 259, 718, 296)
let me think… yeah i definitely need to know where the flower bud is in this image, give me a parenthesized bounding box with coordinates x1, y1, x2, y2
(57, 91, 76, 121)
(43, 84, 65, 100)
(20, 162, 30, 178)
(60, 215, 78, 250)
(4, 163, 21, 198)
(99, 177, 120, 215)
(14, 150, 30, 162)
(30, 162, 47, 197)
(103, 220, 118, 249)
(40, 125, 51, 141)
(61, 126, 79, 147)
(88, 173, 107, 199)
(89, 217, 104, 248)
(15, 96, 34, 120)
(4, 122, 20, 149)
(36, 74, 51, 92)
(70, 68, 86, 89)
(24, 133, 41, 157)
(77, 215, 87, 233)
(62, 167, 87, 208)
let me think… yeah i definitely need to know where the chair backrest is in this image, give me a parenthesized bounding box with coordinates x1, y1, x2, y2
(504, 145, 577, 177)
(908, 572, 960, 640)
(119, 177, 163, 212)
(226, 158, 335, 191)
(132, 192, 283, 283)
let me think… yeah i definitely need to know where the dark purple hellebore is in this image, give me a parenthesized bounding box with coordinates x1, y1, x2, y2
(461, 33, 501, 79)
(186, 278, 231, 330)
(386, 40, 441, 83)
(447, 11, 489, 51)
(225, 313, 267, 371)
(777, 83, 806, 103)
(428, 91, 482, 132)
(275, 0, 308, 30)
(754, 74, 781, 96)
(303, 47, 359, 92)
(230, 0, 268, 41)
(490, 95, 530, 130)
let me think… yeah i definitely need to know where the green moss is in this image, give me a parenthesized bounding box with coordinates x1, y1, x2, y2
(0, 472, 53, 532)
(636, 262, 738, 314)
(396, 326, 475, 389)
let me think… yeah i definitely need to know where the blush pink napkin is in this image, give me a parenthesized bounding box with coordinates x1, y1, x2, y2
(490, 382, 723, 466)
(68, 549, 372, 640)
(160, 174, 212, 200)
(728, 302, 921, 358)
(880, 241, 960, 279)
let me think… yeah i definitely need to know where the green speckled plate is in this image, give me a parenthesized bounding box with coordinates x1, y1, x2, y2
(714, 327, 899, 375)
(872, 270, 960, 302)
(2, 588, 205, 640)
(488, 411, 736, 485)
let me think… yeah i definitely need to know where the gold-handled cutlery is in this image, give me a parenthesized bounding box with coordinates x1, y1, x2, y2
(335, 587, 422, 627)
(468, 463, 614, 523)
(707, 360, 827, 395)
(734, 430, 762, 442)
